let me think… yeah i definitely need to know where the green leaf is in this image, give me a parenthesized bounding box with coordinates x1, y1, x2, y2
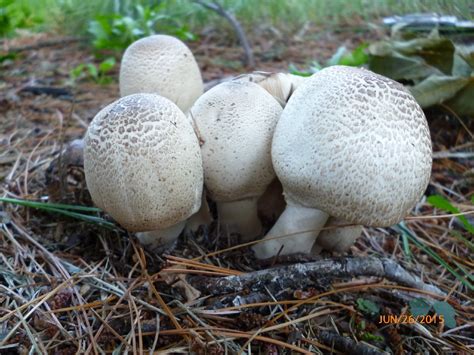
(409, 298, 432, 317)
(85, 63, 98, 80)
(445, 79, 474, 116)
(356, 298, 380, 315)
(0, 52, 16, 63)
(455, 44, 474, 68)
(452, 53, 472, 77)
(368, 53, 440, 81)
(98, 57, 116, 74)
(339, 44, 369, 67)
(70, 64, 85, 81)
(378, 37, 455, 75)
(288, 63, 314, 77)
(409, 75, 469, 108)
(361, 332, 384, 342)
(427, 195, 474, 234)
(433, 301, 456, 329)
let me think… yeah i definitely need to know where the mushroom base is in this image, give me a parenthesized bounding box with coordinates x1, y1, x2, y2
(252, 204, 329, 259)
(136, 220, 186, 252)
(216, 198, 262, 242)
(184, 192, 212, 233)
(312, 218, 363, 253)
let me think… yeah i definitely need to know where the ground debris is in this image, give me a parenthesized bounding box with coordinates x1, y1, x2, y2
(0, 28, 473, 354)
(189, 257, 445, 297)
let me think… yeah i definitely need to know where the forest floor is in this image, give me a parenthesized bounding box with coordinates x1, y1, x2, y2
(1, 24, 473, 354)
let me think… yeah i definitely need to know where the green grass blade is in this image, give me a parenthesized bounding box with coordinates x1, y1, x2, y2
(0, 197, 116, 229)
(39, 206, 116, 229)
(0, 197, 102, 212)
(427, 195, 474, 234)
(400, 228, 412, 261)
(449, 230, 474, 253)
(396, 222, 473, 291)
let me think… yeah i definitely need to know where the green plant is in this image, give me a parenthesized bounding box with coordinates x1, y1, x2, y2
(354, 319, 384, 342)
(0, 0, 43, 37)
(69, 57, 116, 85)
(368, 31, 474, 116)
(396, 222, 473, 291)
(0, 197, 115, 229)
(356, 298, 380, 316)
(88, 3, 195, 53)
(427, 195, 474, 235)
(409, 298, 457, 328)
(289, 43, 369, 76)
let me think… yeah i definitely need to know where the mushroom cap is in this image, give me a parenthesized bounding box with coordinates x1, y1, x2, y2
(234, 72, 305, 106)
(84, 93, 203, 232)
(272, 65, 432, 227)
(190, 81, 283, 202)
(119, 34, 204, 112)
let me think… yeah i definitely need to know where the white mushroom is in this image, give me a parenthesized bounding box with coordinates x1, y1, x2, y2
(119, 34, 204, 113)
(311, 217, 363, 253)
(234, 71, 305, 106)
(84, 93, 203, 250)
(190, 81, 283, 241)
(252, 65, 432, 259)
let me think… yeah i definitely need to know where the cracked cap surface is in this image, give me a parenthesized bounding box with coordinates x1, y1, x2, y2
(119, 35, 203, 112)
(190, 81, 283, 202)
(272, 65, 432, 226)
(84, 93, 203, 232)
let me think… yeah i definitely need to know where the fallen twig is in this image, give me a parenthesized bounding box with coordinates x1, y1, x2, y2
(1, 36, 86, 54)
(189, 257, 446, 297)
(316, 330, 388, 355)
(19, 86, 73, 98)
(193, 0, 255, 67)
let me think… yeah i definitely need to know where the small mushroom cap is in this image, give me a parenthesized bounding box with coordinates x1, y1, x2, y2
(190, 81, 283, 202)
(234, 72, 305, 106)
(119, 35, 204, 112)
(272, 65, 432, 227)
(84, 93, 203, 232)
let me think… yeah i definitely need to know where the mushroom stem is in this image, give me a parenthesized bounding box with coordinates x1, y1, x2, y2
(216, 198, 262, 241)
(136, 221, 186, 251)
(184, 192, 212, 233)
(312, 218, 363, 253)
(252, 203, 329, 259)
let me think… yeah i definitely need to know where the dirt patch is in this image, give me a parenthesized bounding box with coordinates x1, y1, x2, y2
(1, 27, 473, 354)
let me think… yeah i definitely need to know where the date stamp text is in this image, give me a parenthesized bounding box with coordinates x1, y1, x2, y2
(378, 314, 444, 324)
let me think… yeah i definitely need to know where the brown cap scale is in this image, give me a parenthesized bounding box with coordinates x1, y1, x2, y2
(253, 65, 432, 259)
(84, 93, 203, 249)
(119, 35, 203, 113)
(190, 80, 283, 240)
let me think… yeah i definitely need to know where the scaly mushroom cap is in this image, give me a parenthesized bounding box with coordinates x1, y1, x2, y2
(84, 93, 203, 232)
(190, 81, 283, 202)
(119, 35, 204, 112)
(272, 65, 432, 227)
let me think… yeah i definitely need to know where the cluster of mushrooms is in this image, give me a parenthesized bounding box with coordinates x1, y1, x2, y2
(84, 34, 433, 260)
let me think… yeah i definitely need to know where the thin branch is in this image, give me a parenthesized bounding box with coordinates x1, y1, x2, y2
(1, 36, 86, 54)
(316, 330, 388, 355)
(193, 0, 255, 67)
(189, 257, 446, 297)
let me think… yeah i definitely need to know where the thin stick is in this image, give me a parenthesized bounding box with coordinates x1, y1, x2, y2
(193, 0, 255, 67)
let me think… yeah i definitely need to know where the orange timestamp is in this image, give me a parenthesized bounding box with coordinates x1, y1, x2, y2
(378, 314, 444, 325)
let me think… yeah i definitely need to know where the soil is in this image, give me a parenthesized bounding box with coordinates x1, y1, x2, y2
(0, 25, 473, 354)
